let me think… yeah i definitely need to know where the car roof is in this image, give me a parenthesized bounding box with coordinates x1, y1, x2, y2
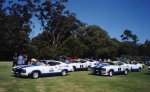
(47, 60, 62, 63)
(38, 60, 62, 63)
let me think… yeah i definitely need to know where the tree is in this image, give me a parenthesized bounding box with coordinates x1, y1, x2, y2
(35, 0, 84, 47)
(30, 0, 84, 58)
(139, 40, 150, 56)
(121, 30, 138, 43)
(95, 38, 120, 59)
(0, 0, 35, 60)
(77, 25, 110, 58)
(60, 36, 88, 58)
(120, 30, 139, 56)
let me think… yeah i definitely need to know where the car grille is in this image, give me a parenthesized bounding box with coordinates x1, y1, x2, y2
(95, 68, 102, 71)
(13, 68, 22, 72)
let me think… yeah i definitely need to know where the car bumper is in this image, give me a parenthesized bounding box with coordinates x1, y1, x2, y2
(101, 71, 109, 75)
(68, 68, 74, 72)
(148, 69, 150, 73)
(12, 71, 29, 77)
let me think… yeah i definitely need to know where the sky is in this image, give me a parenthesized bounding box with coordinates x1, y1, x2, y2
(32, 0, 150, 43)
(65, 0, 150, 43)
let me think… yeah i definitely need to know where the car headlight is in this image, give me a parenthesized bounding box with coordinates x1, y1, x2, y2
(64, 65, 69, 67)
(21, 69, 26, 73)
(102, 68, 106, 71)
(12, 68, 15, 71)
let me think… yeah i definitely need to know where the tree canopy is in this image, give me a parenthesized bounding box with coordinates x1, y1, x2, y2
(0, 0, 149, 60)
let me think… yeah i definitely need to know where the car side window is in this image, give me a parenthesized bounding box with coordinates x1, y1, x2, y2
(48, 62, 61, 66)
(118, 62, 123, 65)
(55, 62, 61, 65)
(48, 62, 56, 66)
(80, 60, 86, 63)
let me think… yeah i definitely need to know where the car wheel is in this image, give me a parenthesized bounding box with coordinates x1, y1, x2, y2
(124, 69, 128, 75)
(131, 67, 133, 72)
(138, 67, 141, 72)
(72, 68, 75, 72)
(87, 66, 91, 71)
(73, 66, 76, 71)
(109, 70, 113, 77)
(61, 70, 67, 76)
(32, 72, 39, 79)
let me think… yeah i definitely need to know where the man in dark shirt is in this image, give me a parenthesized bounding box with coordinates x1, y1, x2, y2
(13, 53, 18, 67)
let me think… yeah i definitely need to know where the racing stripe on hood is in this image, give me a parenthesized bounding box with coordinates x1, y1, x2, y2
(17, 65, 37, 69)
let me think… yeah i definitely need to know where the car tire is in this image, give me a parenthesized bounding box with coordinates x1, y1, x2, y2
(72, 68, 75, 72)
(138, 67, 141, 72)
(73, 66, 76, 71)
(31, 72, 39, 79)
(87, 66, 91, 71)
(61, 70, 67, 76)
(124, 69, 128, 75)
(131, 67, 133, 72)
(108, 70, 113, 77)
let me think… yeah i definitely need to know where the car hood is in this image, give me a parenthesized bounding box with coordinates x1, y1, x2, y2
(95, 65, 106, 68)
(102, 65, 114, 69)
(13, 65, 40, 69)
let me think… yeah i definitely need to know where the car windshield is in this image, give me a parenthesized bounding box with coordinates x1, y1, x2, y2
(67, 60, 80, 63)
(96, 63, 110, 67)
(32, 61, 46, 66)
(105, 62, 115, 65)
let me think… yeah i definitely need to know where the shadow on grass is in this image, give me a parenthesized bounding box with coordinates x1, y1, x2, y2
(11, 73, 70, 79)
(88, 72, 128, 77)
(144, 73, 150, 75)
(88, 73, 110, 77)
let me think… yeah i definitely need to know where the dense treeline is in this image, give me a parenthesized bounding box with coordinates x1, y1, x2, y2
(0, 0, 150, 61)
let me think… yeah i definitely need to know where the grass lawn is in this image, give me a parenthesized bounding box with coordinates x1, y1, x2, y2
(0, 62, 150, 92)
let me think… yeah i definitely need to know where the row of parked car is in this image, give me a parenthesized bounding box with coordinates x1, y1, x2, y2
(91, 61, 143, 77)
(148, 66, 150, 73)
(11, 59, 146, 79)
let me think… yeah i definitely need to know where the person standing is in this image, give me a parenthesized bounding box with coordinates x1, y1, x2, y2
(23, 54, 28, 65)
(13, 53, 18, 67)
(18, 53, 23, 65)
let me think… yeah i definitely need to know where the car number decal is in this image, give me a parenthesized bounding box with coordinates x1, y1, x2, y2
(118, 68, 121, 71)
(49, 68, 54, 72)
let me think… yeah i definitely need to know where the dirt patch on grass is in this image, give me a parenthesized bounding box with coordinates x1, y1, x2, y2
(0, 88, 6, 92)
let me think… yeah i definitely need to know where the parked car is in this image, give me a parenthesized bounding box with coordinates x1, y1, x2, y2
(66, 59, 88, 71)
(129, 62, 143, 72)
(101, 61, 129, 77)
(148, 66, 150, 73)
(86, 59, 99, 69)
(67, 59, 97, 71)
(112, 61, 132, 72)
(138, 62, 146, 68)
(12, 60, 72, 79)
(81, 59, 98, 70)
(91, 62, 110, 75)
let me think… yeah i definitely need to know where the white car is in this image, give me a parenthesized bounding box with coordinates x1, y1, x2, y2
(101, 61, 129, 77)
(148, 66, 150, 73)
(128, 63, 143, 72)
(12, 60, 72, 79)
(67, 59, 97, 71)
(112, 61, 132, 71)
(85, 59, 99, 69)
(67, 60, 87, 71)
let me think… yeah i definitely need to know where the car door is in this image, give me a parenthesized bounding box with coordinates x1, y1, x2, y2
(80, 60, 88, 68)
(118, 62, 124, 71)
(47, 62, 62, 73)
(113, 65, 120, 72)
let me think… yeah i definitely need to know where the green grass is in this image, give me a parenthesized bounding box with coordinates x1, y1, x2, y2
(0, 62, 150, 92)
